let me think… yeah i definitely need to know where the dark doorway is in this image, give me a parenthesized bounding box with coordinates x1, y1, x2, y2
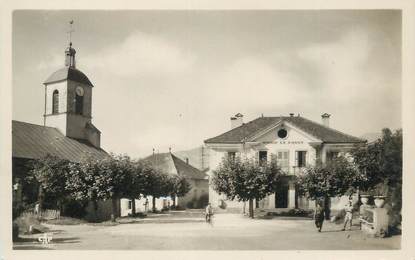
(275, 184, 289, 208)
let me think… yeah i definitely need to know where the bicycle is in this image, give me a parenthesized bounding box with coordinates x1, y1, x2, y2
(205, 213, 214, 226)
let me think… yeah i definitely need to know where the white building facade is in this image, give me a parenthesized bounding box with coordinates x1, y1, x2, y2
(204, 113, 365, 211)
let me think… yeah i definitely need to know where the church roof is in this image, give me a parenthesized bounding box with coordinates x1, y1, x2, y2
(142, 153, 208, 180)
(204, 116, 366, 144)
(44, 67, 93, 86)
(12, 120, 108, 162)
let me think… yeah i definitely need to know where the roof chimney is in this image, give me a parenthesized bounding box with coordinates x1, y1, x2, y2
(230, 113, 244, 129)
(185, 157, 189, 164)
(321, 113, 331, 127)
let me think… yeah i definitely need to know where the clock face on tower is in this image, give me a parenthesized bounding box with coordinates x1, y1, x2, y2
(75, 86, 84, 96)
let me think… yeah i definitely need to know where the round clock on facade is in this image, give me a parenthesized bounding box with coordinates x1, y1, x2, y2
(75, 86, 84, 96)
(277, 128, 288, 139)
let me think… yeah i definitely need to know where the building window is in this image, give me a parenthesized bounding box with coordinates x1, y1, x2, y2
(128, 200, 132, 209)
(277, 128, 288, 139)
(327, 151, 339, 162)
(75, 93, 83, 115)
(52, 90, 59, 114)
(259, 151, 267, 165)
(296, 151, 307, 167)
(276, 151, 289, 173)
(227, 151, 236, 161)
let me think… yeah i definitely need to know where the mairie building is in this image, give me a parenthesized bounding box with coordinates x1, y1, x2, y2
(204, 113, 365, 211)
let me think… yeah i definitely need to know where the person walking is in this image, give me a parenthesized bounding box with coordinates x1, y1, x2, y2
(314, 201, 325, 232)
(342, 198, 354, 231)
(205, 203, 213, 223)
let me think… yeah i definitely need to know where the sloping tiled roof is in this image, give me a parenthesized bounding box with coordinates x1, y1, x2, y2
(204, 116, 365, 144)
(44, 67, 93, 86)
(142, 153, 207, 180)
(143, 153, 178, 176)
(171, 154, 207, 180)
(12, 120, 108, 162)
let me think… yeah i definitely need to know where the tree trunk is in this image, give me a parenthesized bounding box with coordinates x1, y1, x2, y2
(152, 197, 156, 213)
(324, 195, 331, 220)
(93, 200, 99, 222)
(249, 199, 254, 218)
(37, 185, 44, 218)
(131, 198, 136, 216)
(111, 197, 118, 222)
(243, 201, 246, 215)
(57, 199, 63, 217)
(172, 195, 176, 207)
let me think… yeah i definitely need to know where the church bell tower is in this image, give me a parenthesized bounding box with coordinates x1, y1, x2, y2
(43, 21, 101, 148)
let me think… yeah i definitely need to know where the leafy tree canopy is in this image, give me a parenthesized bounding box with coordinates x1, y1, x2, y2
(296, 156, 363, 200)
(351, 128, 402, 192)
(211, 156, 282, 202)
(29, 154, 71, 205)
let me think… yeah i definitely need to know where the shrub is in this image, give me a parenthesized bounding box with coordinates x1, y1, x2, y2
(170, 205, 186, 211)
(45, 216, 87, 225)
(62, 200, 88, 219)
(186, 201, 194, 209)
(218, 200, 227, 209)
(266, 209, 314, 218)
(13, 214, 48, 234)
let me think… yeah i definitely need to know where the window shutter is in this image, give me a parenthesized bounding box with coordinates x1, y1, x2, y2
(303, 151, 307, 166)
(270, 153, 277, 165)
(295, 151, 299, 167)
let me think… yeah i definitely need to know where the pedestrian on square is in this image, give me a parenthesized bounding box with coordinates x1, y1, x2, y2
(205, 203, 213, 223)
(342, 197, 354, 231)
(144, 198, 149, 212)
(314, 200, 325, 232)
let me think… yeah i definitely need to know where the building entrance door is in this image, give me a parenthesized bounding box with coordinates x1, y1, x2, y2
(275, 184, 289, 208)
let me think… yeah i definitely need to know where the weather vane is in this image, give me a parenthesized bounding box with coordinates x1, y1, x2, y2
(67, 20, 75, 46)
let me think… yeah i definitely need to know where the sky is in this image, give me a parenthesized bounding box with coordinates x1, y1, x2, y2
(12, 10, 402, 158)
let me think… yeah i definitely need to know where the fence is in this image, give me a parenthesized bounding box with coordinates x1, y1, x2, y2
(22, 209, 61, 220)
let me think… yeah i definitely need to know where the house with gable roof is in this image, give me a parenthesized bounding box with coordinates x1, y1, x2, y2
(204, 113, 366, 211)
(120, 152, 209, 216)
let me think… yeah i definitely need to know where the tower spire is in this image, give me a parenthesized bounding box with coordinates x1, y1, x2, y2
(68, 20, 74, 46)
(65, 20, 76, 68)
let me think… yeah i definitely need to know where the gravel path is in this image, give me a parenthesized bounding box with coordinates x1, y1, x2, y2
(13, 213, 400, 250)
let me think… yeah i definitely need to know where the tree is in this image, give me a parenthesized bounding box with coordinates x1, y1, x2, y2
(66, 154, 135, 222)
(296, 156, 363, 199)
(66, 156, 103, 221)
(170, 175, 191, 207)
(296, 156, 364, 219)
(351, 128, 402, 192)
(143, 167, 173, 212)
(211, 156, 282, 218)
(127, 160, 150, 216)
(351, 128, 402, 226)
(96, 154, 137, 221)
(29, 154, 71, 213)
